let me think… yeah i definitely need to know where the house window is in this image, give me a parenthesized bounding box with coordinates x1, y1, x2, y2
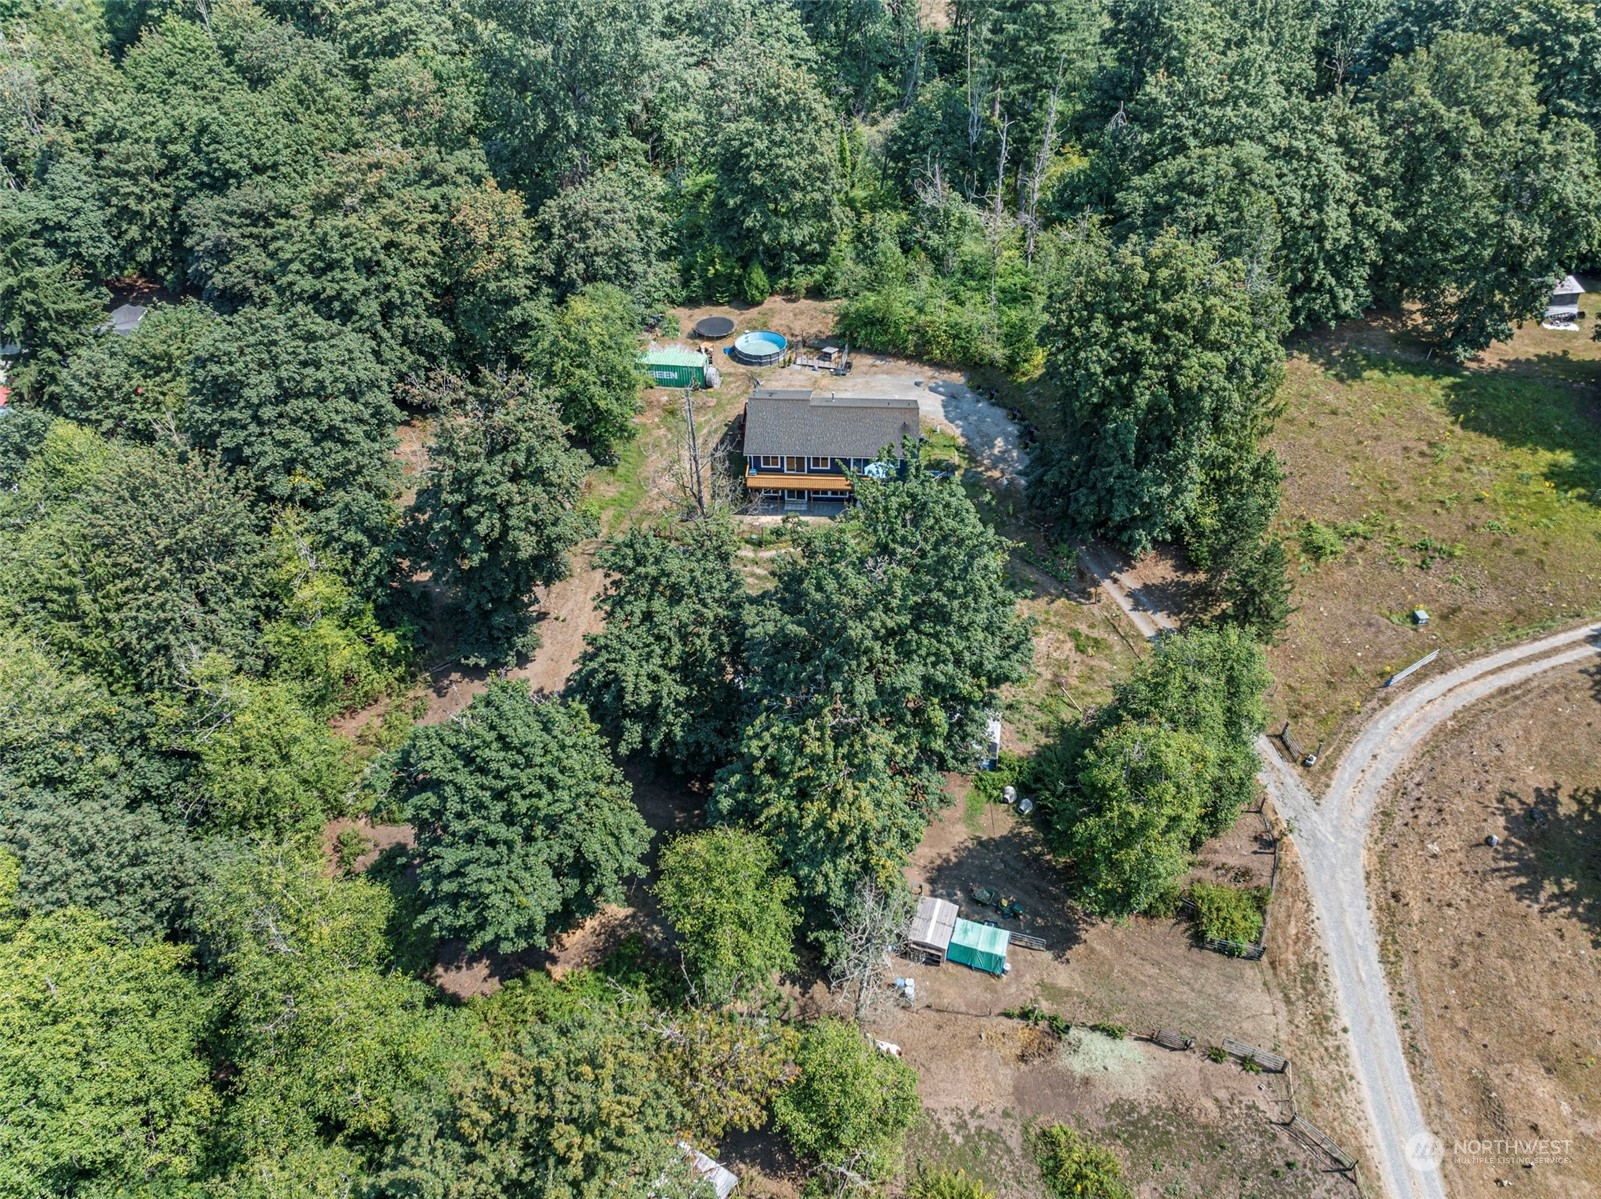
(784, 456, 804, 473)
(758, 455, 780, 470)
(807, 457, 831, 471)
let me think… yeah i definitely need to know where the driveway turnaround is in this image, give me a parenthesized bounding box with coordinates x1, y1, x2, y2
(1265, 623, 1600, 1199)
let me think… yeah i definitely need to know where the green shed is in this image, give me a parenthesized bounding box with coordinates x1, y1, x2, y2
(639, 347, 709, 388)
(947, 919, 1010, 975)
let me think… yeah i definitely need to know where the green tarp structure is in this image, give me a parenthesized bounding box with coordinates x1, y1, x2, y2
(639, 347, 708, 388)
(947, 918, 1010, 975)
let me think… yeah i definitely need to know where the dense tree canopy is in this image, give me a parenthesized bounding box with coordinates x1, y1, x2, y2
(1029, 231, 1289, 559)
(715, 464, 1030, 911)
(0, 900, 217, 1197)
(396, 680, 649, 954)
(409, 373, 595, 664)
(3, 0, 1600, 1191)
(570, 520, 747, 773)
(1368, 32, 1601, 357)
(656, 827, 798, 1004)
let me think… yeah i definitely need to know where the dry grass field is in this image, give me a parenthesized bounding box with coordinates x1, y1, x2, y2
(1373, 660, 1601, 1199)
(1267, 319, 1601, 746)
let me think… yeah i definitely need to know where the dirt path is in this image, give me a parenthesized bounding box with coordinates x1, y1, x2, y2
(1083, 552, 1601, 1199)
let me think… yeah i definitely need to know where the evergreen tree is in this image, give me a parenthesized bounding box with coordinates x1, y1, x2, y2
(185, 305, 400, 584)
(410, 373, 594, 664)
(397, 681, 649, 954)
(0, 900, 218, 1196)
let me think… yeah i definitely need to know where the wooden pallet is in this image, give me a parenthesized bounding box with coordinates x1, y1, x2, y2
(1009, 931, 1047, 951)
(1151, 1029, 1195, 1052)
(1223, 1038, 1288, 1073)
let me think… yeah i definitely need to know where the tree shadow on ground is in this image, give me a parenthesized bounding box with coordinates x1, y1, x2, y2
(1289, 331, 1601, 508)
(1441, 371, 1601, 506)
(1489, 781, 1601, 947)
(918, 819, 1087, 957)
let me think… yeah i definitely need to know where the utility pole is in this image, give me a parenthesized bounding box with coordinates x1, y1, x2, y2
(682, 387, 706, 517)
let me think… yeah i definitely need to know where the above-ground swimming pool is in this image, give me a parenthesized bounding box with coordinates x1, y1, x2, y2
(731, 330, 787, 366)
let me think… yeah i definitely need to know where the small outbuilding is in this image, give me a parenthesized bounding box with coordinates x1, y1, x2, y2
(678, 1143, 738, 1199)
(946, 918, 1010, 976)
(906, 896, 959, 963)
(1546, 274, 1583, 324)
(101, 303, 149, 336)
(639, 346, 710, 388)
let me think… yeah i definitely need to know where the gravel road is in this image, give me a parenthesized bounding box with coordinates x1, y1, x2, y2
(1269, 623, 1600, 1199)
(1084, 550, 1600, 1199)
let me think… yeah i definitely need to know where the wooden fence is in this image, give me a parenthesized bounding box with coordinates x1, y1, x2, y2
(1290, 1115, 1360, 1173)
(1222, 1037, 1288, 1073)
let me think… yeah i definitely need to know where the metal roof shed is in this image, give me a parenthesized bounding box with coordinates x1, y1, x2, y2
(640, 347, 708, 388)
(1546, 274, 1583, 321)
(947, 918, 1010, 975)
(907, 896, 959, 963)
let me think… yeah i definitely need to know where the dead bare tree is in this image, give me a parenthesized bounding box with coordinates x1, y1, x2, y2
(666, 388, 738, 518)
(982, 114, 1011, 316)
(1022, 71, 1064, 265)
(829, 877, 915, 1025)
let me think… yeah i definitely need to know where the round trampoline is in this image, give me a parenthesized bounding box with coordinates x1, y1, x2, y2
(693, 315, 736, 339)
(731, 330, 787, 366)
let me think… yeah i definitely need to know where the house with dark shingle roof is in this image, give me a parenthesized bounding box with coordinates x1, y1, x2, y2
(742, 387, 920, 513)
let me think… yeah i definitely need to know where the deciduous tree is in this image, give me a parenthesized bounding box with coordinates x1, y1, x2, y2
(532, 283, 645, 457)
(1369, 32, 1601, 358)
(569, 520, 746, 774)
(772, 1016, 920, 1190)
(1030, 230, 1288, 558)
(655, 827, 798, 1003)
(409, 373, 594, 664)
(0, 903, 218, 1196)
(1056, 721, 1214, 918)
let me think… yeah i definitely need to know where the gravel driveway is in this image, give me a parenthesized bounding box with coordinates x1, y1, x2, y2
(1084, 549, 1601, 1199)
(1269, 624, 1601, 1199)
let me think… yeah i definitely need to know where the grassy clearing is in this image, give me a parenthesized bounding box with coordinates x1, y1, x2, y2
(1267, 343, 1601, 739)
(1002, 586, 1143, 750)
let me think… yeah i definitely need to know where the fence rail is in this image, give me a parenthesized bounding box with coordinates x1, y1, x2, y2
(1290, 1115, 1360, 1172)
(1150, 1029, 1195, 1052)
(1222, 1038, 1288, 1073)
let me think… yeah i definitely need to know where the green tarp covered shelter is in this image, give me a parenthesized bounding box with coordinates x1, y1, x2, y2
(947, 918, 1010, 975)
(639, 346, 709, 388)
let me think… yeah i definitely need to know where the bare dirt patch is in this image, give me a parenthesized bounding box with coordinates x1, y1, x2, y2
(881, 799, 1370, 1198)
(1372, 661, 1601, 1198)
